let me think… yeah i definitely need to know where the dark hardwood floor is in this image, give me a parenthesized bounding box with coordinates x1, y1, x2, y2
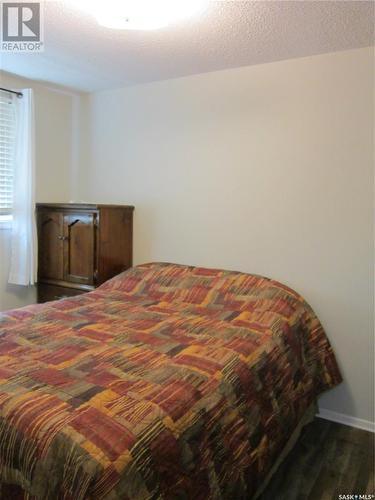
(260, 417, 374, 500)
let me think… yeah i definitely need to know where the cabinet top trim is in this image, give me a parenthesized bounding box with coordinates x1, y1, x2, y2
(36, 203, 135, 211)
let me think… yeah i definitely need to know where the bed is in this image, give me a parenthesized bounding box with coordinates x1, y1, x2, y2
(0, 262, 341, 499)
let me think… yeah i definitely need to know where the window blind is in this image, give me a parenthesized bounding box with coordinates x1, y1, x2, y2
(0, 93, 16, 216)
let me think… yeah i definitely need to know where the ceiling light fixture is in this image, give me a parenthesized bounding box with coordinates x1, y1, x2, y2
(72, 0, 209, 30)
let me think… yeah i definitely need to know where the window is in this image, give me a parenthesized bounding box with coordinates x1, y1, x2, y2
(0, 92, 16, 225)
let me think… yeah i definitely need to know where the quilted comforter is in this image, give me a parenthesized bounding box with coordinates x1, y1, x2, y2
(0, 263, 341, 499)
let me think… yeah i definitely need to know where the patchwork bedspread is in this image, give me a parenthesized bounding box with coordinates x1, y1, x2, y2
(0, 263, 341, 499)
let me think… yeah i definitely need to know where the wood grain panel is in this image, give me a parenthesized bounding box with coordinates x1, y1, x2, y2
(63, 212, 96, 285)
(98, 207, 133, 284)
(37, 211, 64, 281)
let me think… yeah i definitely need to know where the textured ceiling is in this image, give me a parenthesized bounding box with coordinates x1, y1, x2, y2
(0, 0, 374, 92)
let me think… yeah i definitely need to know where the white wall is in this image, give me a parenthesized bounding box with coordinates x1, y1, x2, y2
(78, 47, 374, 424)
(0, 71, 85, 311)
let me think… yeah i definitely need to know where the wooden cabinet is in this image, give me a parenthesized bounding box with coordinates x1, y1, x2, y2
(36, 203, 134, 303)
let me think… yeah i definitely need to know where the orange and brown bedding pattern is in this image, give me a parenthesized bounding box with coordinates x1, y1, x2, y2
(0, 263, 341, 499)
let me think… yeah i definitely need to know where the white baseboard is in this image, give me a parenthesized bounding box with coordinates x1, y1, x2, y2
(317, 408, 375, 433)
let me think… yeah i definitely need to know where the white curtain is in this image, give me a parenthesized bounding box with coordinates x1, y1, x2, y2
(8, 89, 37, 286)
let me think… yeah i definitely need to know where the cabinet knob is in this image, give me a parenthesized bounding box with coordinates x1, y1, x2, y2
(58, 236, 69, 241)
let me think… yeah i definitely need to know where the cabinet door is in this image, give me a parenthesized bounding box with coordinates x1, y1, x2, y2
(63, 212, 97, 285)
(37, 211, 64, 280)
